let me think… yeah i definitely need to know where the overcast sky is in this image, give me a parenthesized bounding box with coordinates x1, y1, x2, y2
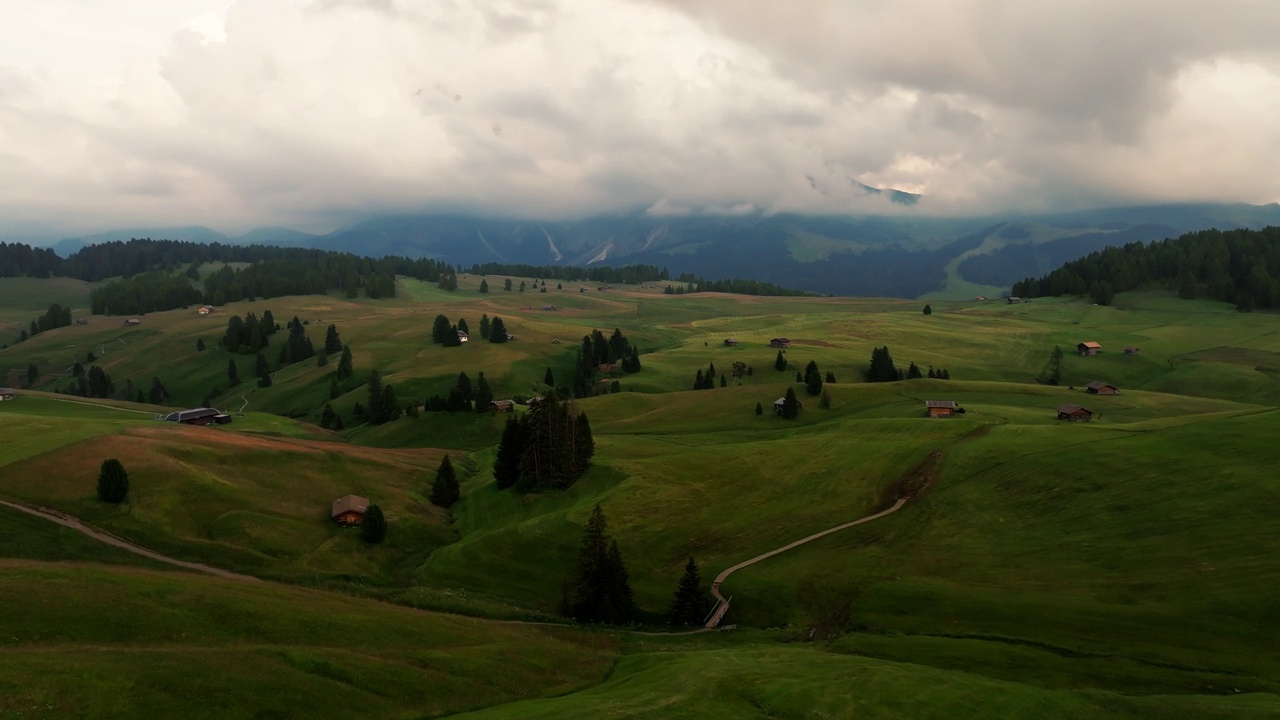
(2, 0, 1278, 238)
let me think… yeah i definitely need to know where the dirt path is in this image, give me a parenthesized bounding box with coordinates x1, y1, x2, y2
(0, 497, 260, 582)
(704, 498, 908, 628)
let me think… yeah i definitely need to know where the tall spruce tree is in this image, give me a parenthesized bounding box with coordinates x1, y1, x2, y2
(781, 386, 801, 419)
(337, 344, 354, 380)
(493, 414, 525, 490)
(774, 350, 787, 371)
(366, 370, 385, 425)
(324, 323, 342, 354)
(804, 360, 823, 396)
(544, 367, 555, 387)
(474, 372, 493, 412)
(430, 454, 461, 508)
(480, 278, 489, 293)
(431, 314, 451, 344)
(479, 313, 491, 339)
(569, 504, 634, 624)
(489, 316, 508, 343)
(227, 358, 240, 385)
(669, 557, 711, 626)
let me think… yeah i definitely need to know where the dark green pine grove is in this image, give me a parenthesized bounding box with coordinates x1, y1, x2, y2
(569, 504, 634, 625)
(803, 360, 823, 396)
(1011, 226, 1280, 310)
(491, 393, 594, 492)
(866, 346, 901, 383)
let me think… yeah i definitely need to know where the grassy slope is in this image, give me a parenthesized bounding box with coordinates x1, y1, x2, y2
(0, 561, 618, 720)
(6, 280, 1280, 714)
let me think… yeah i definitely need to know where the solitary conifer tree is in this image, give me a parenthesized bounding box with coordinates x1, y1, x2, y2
(669, 557, 711, 626)
(430, 455, 461, 508)
(489, 316, 508, 343)
(337, 344, 354, 380)
(781, 387, 801, 419)
(479, 279, 489, 293)
(324, 323, 342, 354)
(474, 372, 493, 412)
(775, 351, 787, 372)
(544, 367, 555, 387)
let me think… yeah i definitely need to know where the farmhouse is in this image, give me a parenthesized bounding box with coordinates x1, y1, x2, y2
(123, 318, 142, 326)
(1085, 381, 1119, 395)
(1057, 404, 1093, 422)
(197, 305, 214, 315)
(551, 338, 561, 344)
(769, 338, 791, 348)
(1077, 341, 1102, 356)
(1006, 296, 1023, 304)
(1124, 346, 1141, 354)
(723, 338, 739, 347)
(331, 495, 369, 526)
(0, 388, 15, 401)
(924, 400, 959, 418)
(542, 305, 558, 311)
(773, 397, 802, 415)
(163, 407, 233, 425)
(491, 399, 516, 412)
(457, 331, 469, 343)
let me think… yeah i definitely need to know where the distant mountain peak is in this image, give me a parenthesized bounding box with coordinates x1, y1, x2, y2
(851, 180, 921, 206)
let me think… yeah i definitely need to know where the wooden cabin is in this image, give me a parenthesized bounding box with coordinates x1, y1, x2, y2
(1085, 381, 1119, 395)
(924, 400, 958, 418)
(769, 338, 791, 348)
(723, 338, 739, 347)
(0, 387, 15, 402)
(331, 495, 369, 526)
(1006, 296, 1023, 304)
(1077, 341, 1102, 356)
(773, 397, 803, 415)
(491, 399, 515, 412)
(1057, 404, 1093, 422)
(457, 331, 469, 343)
(123, 318, 142, 326)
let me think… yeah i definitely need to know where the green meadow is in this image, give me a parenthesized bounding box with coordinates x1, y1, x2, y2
(4, 279, 1280, 716)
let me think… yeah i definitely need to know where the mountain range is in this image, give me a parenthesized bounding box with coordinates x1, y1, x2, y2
(31, 202, 1280, 298)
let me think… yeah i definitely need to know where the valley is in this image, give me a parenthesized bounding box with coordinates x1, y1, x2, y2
(4, 268, 1280, 717)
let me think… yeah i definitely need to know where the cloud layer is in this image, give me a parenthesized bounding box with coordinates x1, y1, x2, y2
(1, 0, 1277, 237)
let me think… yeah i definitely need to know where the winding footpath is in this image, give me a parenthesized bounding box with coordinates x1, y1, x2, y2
(0, 497, 259, 582)
(704, 498, 909, 628)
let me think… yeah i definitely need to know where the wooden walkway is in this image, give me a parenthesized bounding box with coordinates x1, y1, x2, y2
(704, 497, 908, 628)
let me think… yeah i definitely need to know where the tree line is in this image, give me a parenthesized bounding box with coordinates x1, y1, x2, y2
(465, 262, 669, 285)
(1011, 226, 1280, 311)
(668, 273, 812, 297)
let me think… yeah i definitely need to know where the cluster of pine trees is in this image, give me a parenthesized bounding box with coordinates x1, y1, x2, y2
(1011, 226, 1280, 311)
(222, 311, 277, 353)
(866, 346, 951, 382)
(431, 314, 475, 346)
(466, 262, 668, 285)
(420, 371, 494, 413)
(277, 316, 316, 365)
(90, 272, 204, 315)
(362, 370, 401, 425)
(692, 361, 724, 389)
(493, 392, 594, 492)
(10, 303, 74, 345)
(574, 329, 640, 396)
(667, 273, 811, 297)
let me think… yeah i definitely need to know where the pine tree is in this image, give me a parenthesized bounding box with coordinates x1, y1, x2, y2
(316, 351, 328, 367)
(693, 369, 704, 390)
(755, 402, 763, 416)
(480, 279, 489, 293)
(431, 314, 451, 344)
(361, 505, 387, 544)
(669, 557, 710, 626)
(324, 323, 342, 354)
(504, 278, 513, 291)
(430, 455, 461, 508)
(569, 505, 634, 624)
(804, 360, 823, 396)
(26, 363, 38, 386)
(320, 403, 337, 429)
(96, 458, 129, 504)
(329, 378, 340, 399)
(923, 304, 933, 315)
(455, 371, 473, 402)
(148, 377, 169, 404)
(474, 372, 493, 412)
(479, 313, 491, 339)
(457, 318, 469, 334)
(494, 414, 524, 489)
(196, 338, 206, 352)
(72, 361, 84, 377)
(825, 370, 836, 383)
(573, 411, 594, 476)
(781, 386, 801, 419)
(775, 350, 787, 372)
(489, 317, 508, 343)
(906, 361, 923, 379)
(544, 367, 555, 387)
(337, 344, 354, 380)
(381, 384, 401, 421)
(366, 370, 385, 425)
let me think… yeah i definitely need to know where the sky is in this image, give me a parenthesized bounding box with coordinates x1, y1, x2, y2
(1, 0, 1278, 239)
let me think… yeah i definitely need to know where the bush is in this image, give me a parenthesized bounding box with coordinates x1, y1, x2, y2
(96, 459, 129, 503)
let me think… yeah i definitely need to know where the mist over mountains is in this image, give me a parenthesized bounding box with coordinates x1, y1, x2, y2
(34, 202, 1280, 298)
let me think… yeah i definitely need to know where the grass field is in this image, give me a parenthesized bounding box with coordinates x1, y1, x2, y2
(5, 279, 1280, 716)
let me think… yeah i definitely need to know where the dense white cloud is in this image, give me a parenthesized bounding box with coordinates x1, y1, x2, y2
(0, 0, 1277, 238)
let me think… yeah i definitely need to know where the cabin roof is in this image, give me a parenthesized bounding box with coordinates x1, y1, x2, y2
(924, 400, 957, 408)
(331, 495, 369, 517)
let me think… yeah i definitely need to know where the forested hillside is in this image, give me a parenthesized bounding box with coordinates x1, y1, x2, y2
(1012, 226, 1280, 310)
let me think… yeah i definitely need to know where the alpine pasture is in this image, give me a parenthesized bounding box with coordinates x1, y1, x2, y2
(3, 274, 1280, 718)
